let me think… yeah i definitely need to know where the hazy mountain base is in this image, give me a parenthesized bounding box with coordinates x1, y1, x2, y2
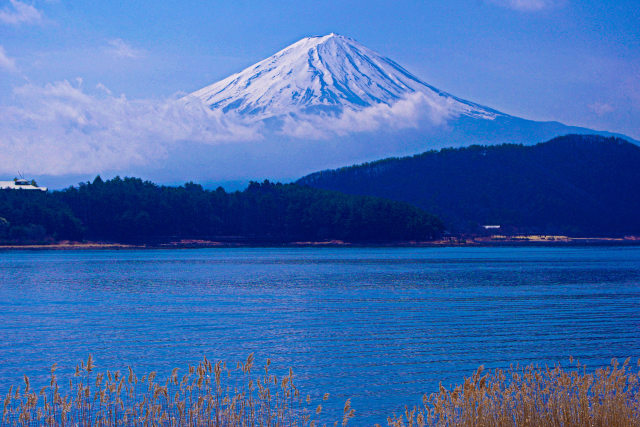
(20, 112, 637, 190)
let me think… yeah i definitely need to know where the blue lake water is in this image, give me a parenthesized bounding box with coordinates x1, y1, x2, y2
(1, 246, 639, 423)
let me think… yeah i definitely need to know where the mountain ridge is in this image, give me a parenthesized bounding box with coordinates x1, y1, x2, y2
(47, 34, 634, 187)
(182, 33, 636, 150)
(297, 134, 640, 236)
(185, 33, 502, 121)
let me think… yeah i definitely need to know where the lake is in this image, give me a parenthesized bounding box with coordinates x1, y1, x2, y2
(1, 246, 639, 423)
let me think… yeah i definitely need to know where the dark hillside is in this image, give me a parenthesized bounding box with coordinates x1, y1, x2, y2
(298, 135, 640, 236)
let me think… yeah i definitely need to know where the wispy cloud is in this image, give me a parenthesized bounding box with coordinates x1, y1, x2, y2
(279, 92, 459, 139)
(0, 45, 17, 72)
(0, 80, 465, 176)
(588, 102, 614, 116)
(0, 0, 43, 25)
(105, 38, 144, 59)
(489, 0, 561, 12)
(0, 80, 259, 175)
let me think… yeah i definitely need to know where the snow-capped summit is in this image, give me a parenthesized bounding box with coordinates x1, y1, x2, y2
(175, 33, 635, 185)
(186, 33, 501, 121)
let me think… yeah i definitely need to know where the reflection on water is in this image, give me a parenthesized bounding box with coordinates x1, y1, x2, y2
(1, 247, 639, 423)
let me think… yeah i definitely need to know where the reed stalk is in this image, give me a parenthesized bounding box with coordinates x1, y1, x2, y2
(384, 357, 640, 427)
(3, 356, 639, 426)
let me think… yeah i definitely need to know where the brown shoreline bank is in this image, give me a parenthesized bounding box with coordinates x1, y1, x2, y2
(1, 235, 639, 250)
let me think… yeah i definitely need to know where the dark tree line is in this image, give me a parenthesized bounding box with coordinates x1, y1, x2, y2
(0, 177, 444, 244)
(298, 135, 640, 236)
(0, 189, 83, 242)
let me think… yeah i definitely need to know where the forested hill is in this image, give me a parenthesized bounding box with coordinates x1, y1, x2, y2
(298, 135, 640, 236)
(0, 179, 443, 244)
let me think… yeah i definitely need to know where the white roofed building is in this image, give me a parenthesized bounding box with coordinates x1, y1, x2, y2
(0, 179, 47, 191)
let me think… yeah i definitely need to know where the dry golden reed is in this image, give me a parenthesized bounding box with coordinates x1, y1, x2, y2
(3, 355, 640, 426)
(383, 357, 640, 427)
(1, 354, 348, 426)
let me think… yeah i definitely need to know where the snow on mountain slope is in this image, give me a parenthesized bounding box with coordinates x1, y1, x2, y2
(155, 33, 637, 184)
(186, 33, 502, 122)
(5, 34, 636, 185)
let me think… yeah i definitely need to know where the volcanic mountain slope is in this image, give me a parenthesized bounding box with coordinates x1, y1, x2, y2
(297, 135, 640, 236)
(184, 33, 634, 148)
(112, 34, 638, 186)
(187, 33, 500, 122)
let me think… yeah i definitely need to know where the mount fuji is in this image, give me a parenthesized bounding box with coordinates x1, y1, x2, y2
(10, 33, 637, 189)
(184, 34, 629, 140)
(186, 33, 500, 122)
(171, 34, 636, 184)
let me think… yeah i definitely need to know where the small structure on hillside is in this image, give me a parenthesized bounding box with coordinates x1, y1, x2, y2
(0, 178, 47, 191)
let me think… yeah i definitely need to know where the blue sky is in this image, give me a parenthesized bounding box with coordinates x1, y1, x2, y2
(0, 0, 638, 179)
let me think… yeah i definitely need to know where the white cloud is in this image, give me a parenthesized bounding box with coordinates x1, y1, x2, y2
(0, 80, 259, 175)
(106, 38, 144, 59)
(489, 0, 560, 11)
(0, 45, 17, 72)
(279, 92, 462, 139)
(588, 102, 614, 116)
(0, 80, 464, 177)
(0, 0, 43, 25)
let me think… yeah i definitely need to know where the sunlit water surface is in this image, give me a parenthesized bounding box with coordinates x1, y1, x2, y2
(1, 247, 639, 423)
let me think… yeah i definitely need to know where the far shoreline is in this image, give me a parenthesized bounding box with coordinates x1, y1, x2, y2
(1, 235, 640, 250)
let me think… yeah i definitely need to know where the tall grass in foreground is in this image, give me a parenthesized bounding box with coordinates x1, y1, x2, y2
(2, 354, 352, 426)
(2, 356, 639, 426)
(385, 357, 640, 427)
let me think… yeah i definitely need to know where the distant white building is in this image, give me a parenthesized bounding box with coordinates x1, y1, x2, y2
(482, 225, 501, 230)
(0, 179, 47, 191)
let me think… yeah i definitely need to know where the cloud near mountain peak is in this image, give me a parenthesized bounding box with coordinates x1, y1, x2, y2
(0, 80, 454, 176)
(0, 81, 261, 175)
